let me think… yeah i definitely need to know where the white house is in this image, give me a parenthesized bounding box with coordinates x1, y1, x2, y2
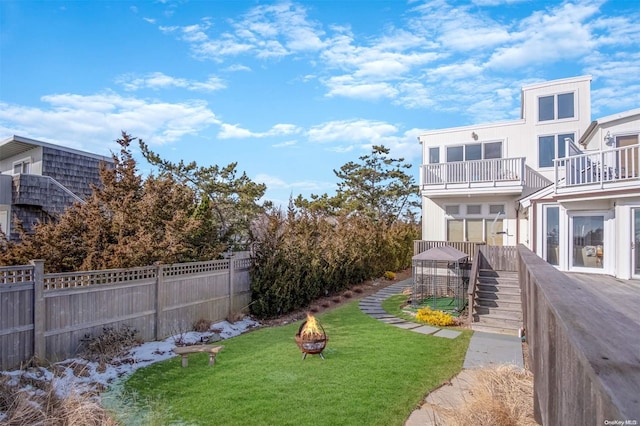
(418, 76, 640, 280)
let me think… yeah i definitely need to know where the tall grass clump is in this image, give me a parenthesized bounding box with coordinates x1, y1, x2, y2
(249, 207, 418, 318)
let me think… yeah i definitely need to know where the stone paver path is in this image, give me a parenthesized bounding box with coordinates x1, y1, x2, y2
(358, 278, 524, 426)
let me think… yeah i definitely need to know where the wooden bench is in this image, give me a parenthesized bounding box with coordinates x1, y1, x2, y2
(172, 345, 224, 367)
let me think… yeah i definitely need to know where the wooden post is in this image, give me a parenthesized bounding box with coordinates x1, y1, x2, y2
(31, 260, 45, 361)
(228, 257, 235, 318)
(155, 263, 164, 340)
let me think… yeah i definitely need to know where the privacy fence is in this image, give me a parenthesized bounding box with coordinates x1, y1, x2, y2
(0, 256, 252, 370)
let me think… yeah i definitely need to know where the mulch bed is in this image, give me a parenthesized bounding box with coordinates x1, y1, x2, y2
(260, 269, 412, 327)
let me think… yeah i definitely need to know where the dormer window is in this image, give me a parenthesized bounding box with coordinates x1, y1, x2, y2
(539, 92, 575, 121)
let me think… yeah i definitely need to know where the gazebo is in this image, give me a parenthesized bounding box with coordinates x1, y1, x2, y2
(411, 245, 470, 313)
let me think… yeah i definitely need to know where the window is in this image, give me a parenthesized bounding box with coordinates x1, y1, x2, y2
(444, 203, 507, 245)
(539, 92, 575, 122)
(545, 206, 559, 266)
(467, 205, 481, 215)
(429, 147, 440, 164)
(446, 146, 463, 162)
(538, 133, 574, 168)
(446, 142, 502, 162)
(13, 160, 30, 175)
(489, 204, 505, 215)
(447, 219, 464, 241)
(445, 205, 460, 215)
(484, 142, 502, 159)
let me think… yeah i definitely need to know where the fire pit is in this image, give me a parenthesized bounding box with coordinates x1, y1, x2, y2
(295, 313, 328, 360)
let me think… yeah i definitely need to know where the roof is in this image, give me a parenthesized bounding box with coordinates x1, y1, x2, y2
(0, 135, 113, 163)
(412, 245, 469, 262)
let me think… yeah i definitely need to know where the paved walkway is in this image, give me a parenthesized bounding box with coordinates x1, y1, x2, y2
(358, 278, 524, 426)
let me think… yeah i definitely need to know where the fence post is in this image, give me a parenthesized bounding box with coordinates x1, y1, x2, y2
(31, 260, 45, 361)
(228, 257, 235, 318)
(155, 263, 164, 340)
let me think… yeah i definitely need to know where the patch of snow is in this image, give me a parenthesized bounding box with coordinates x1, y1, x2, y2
(0, 317, 261, 403)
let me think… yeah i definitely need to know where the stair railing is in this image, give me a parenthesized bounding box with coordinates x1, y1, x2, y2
(467, 245, 483, 327)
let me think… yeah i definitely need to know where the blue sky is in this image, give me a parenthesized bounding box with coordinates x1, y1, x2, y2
(1, 0, 639, 206)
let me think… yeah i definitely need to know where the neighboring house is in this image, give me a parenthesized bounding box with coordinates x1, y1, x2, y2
(419, 75, 640, 280)
(0, 135, 113, 241)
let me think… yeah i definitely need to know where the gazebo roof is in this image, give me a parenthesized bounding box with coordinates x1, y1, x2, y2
(412, 245, 469, 262)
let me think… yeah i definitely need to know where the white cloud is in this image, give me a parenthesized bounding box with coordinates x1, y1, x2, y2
(0, 92, 220, 152)
(116, 72, 226, 92)
(272, 140, 297, 148)
(307, 119, 399, 144)
(217, 123, 302, 139)
(254, 173, 333, 192)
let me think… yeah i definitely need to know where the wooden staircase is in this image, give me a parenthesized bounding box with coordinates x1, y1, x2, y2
(471, 269, 522, 335)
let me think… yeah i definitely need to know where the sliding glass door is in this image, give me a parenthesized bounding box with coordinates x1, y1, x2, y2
(570, 214, 605, 270)
(634, 209, 640, 278)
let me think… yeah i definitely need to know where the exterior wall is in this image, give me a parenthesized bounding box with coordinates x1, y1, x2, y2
(419, 76, 592, 184)
(41, 146, 107, 199)
(422, 195, 519, 246)
(0, 137, 113, 240)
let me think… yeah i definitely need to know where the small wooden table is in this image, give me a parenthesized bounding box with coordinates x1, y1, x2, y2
(172, 345, 224, 367)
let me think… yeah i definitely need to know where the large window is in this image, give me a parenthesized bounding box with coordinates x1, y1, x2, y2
(539, 92, 575, 122)
(445, 203, 505, 245)
(446, 141, 502, 162)
(538, 133, 574, 168)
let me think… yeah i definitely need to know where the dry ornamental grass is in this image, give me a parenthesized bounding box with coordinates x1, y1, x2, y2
(438, 365, 537, 426)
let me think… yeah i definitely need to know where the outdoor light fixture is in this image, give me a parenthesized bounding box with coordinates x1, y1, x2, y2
(471, 132, 478, 140)
(604, 131, 613, 146)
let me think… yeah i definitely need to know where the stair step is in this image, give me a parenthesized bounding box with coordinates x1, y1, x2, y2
(475, 290, 522, 302)
(474, 306, 522, 319)
(473, 313, 522, 329)
(471, 323, 519, 336)
(475, 297, 522, 310)
(476, 283, 521, 294)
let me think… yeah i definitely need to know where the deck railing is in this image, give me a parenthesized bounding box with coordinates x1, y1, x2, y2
(555, 144, 639, 188)
(413, 240, 485, 259)
(421, 157, 525, 186)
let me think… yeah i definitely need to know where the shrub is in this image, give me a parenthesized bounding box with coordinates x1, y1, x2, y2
(415, 307, 455, 327)
(80, 326, 141, 364)
(342, 290, 353, 299)
(384, 271, 396, 280)
(193, 318, 213, 332)
(332, 296, 342, 303)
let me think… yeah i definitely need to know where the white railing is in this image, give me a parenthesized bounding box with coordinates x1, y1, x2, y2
(556, 145, 639, 188)
(422, 157, 525, 186)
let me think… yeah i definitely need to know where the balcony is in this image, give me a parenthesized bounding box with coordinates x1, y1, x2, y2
(555, 145, 640, 193)
(421, 157, 529, 197)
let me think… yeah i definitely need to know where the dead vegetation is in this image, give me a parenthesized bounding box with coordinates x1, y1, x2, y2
(437, 365, 537, 426)
(80, 326, 142, 364)
(0, 374, 117, 426)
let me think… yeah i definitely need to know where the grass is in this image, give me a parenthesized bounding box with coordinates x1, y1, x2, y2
(120, 301, 471, 426)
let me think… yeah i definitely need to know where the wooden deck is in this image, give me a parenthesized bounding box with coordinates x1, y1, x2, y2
(519, 246, 640, 424)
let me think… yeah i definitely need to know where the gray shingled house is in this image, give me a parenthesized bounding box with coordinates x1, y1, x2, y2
(0, 135, 114, 241)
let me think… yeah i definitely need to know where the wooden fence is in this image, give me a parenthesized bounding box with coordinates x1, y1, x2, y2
(0, 256, 252, 370)
(518, 245, 640, 424)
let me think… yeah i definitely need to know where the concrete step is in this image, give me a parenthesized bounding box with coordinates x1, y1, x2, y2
(474, 306, 522, 320)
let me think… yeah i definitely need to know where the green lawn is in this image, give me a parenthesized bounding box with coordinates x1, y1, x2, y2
(118, 301, 471, 426)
